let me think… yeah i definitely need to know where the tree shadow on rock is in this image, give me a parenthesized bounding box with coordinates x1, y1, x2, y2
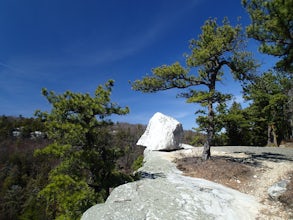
(135, 171, 166, 180)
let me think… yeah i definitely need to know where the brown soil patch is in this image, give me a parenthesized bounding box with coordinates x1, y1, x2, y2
(176, 157, 254, 192)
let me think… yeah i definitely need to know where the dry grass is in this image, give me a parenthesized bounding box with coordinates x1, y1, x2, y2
(176, 156, 254, 191)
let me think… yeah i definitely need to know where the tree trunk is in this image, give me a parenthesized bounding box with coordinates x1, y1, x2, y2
(267, 124, 272, 146)
(202, 99, 214, 160)
(201, 77, 217, 160)
(272, 124, 278, 147)
(202, 137, 211, 160)
(267, 124, 278, 147)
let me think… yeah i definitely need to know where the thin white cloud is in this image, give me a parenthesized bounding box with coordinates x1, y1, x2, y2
(46, 0, 199, 68)
(0, 62, 11, 69)
(170, 111, 192, 120)
(111, 112, 152, 125)
(0, 59, 57, 80)
(1, 1, 201, 76)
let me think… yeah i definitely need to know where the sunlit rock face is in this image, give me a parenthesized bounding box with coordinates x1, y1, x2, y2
(136, 112, 183, 151)
(81, 148, 261, 220)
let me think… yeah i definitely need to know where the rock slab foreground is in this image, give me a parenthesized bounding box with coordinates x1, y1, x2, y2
(82, 148, 261, 220)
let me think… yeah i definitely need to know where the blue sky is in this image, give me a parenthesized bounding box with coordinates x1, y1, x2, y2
(0, 0, 276, 130)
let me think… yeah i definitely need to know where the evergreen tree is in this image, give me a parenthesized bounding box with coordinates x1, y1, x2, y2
(34, 80, 130, 219)
(243, 0, 293, 73)
(244, 71, 292, 146)
(222, 102, 251, 146)
(132, 18, 257, 160)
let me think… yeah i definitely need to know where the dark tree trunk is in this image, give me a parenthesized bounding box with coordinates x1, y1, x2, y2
(202, 139, 211, 160)
(202, 94, 214, 160)
(267, 124, 278, 147)
(272, 125, 278, 147)
(202, 75, 216, 160)
(267, 124, 272, 146)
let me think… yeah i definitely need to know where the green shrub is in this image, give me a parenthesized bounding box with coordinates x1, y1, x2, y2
(131, 155, 144, 171)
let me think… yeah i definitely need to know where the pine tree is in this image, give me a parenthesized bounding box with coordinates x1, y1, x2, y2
(34, 80, 130, 219)
(132, 18, 257, 160)
(243, 0, 293, 73)
(244, 71, 292, 146)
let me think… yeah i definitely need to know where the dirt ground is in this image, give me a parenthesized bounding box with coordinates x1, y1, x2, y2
(173, 146, 293, 220)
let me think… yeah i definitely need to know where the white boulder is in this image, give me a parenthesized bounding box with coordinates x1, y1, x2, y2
(137, 112, 183, 151)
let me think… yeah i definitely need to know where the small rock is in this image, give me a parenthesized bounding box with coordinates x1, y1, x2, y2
(268, 180, 289, 200)
(253, 175, 257, 179)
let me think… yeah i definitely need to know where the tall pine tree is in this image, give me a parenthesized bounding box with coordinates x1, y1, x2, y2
(132, 18, 257, 160)
(244, 71, 292, 146)
(35, 80, 130, 219)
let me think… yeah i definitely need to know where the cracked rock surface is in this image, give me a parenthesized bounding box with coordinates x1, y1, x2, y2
(82, 148, 261, 220)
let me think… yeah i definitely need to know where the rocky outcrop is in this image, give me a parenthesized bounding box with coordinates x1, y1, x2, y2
(137, 112, 183, 151)
(82, 147, 261, 220)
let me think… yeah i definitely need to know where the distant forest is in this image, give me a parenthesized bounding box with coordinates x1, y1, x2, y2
(0, 116, 147, 219)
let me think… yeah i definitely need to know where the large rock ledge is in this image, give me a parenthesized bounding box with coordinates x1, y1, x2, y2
(82, 147, 261, 220)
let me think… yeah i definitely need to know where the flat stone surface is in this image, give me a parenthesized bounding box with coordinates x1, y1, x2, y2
(82, 148, 261, 220)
